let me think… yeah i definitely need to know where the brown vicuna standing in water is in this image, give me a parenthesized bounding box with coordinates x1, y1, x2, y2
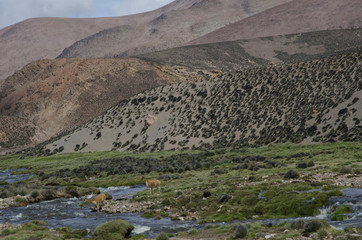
(142, 176, 161, 194)
(83, 193, 107, 211)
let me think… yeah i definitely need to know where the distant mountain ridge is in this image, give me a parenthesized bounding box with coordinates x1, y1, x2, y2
(57, 0, 291, 59)
(138, 28, 362, 71)
(1, 0, 251, 82)
(188, 0, 362, 45)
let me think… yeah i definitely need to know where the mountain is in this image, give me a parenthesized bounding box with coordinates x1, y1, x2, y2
(138, 28, 362, 71)
(1, 0, 360, 82)
(1, 0, 362, 150)
(0, 58, 206, 147)
(30, 51, 361, 155)
(188, 0, 362, 45)
(1, 28, 361, 149)
(56, 0, 292, 59)
(0, 0, 229, 82)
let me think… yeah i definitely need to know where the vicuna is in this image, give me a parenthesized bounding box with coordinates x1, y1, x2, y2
(83, 193, 107, 211)
(142, 176, 161, 194)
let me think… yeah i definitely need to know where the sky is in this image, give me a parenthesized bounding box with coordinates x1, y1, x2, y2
(0, 0, 174, 29)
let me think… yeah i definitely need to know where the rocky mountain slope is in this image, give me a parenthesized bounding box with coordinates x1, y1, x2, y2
(0, 116, 37, 148)
(37, 52, 361, 154)
(2, 28, 361, 148)
(1, 0, 361, 150)
(189, 0, 362, 46)
(0, 0, 240, 82)
(0, 58, 206, 147)
(56, 0, 291, 59)
(139, 28, 362, 72)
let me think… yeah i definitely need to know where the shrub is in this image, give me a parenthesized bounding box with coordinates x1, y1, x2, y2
(284, 170, 299, 179)
(339, 166, 352, 174)
(331, 205, 353, 221)
(317, 229, 328, 238)
(291, 219, 305, 229)
(30, 190, 39, 198)
(234, 223, 248, 238)
(67, 229, 89, 238)
(156, 231, 169, 240)
(92, 220, 134, 240)
(13, 196, 28, 207)
(303, 220, 322, 234)
(296, 162, 307, 168)
(188, 228, 198, 235)
(55, 226, 72, 233)
(218, 194, 232, 203)
(40, 189, 57, 200)
(0, 180, 7, 186)
(307, 161, 315, 167)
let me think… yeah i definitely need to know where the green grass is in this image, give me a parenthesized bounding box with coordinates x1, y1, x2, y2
(0, 220, 86, 240)
(0, 149, 201, 174)
(0, 142, 361, 222)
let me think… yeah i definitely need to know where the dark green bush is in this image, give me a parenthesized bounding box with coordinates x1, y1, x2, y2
(92, 220, 134, 240)
(156, 232, 169, 240)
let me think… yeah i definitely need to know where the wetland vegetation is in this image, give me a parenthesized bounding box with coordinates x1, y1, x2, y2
(0, 142, 361, 239)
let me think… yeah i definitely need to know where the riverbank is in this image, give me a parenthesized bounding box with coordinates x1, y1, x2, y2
(0, 142, 361, 239)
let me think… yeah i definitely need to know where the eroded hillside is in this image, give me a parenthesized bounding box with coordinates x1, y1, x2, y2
(138, 28, 362, 71)
(0, 58, 205, 144)
(39, 52, 361, 154)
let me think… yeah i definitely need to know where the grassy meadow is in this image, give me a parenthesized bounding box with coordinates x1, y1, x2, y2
(0, 142, 361, 239)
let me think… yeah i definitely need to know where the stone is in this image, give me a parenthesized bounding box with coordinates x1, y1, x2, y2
(303, 220, 322, 234)
(234, 224, 248, 238)
(256, 232, 266, 238)
(218, 194, 232, 203)
(145, 115, 157, 127)
(203, 190, 211, 198)
(296, 162, 308, 168)
(265, 234, 276, 239)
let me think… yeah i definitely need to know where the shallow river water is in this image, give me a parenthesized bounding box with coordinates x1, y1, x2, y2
(1, 185, 201, 237)
(0, 168, 33, 184)
(0, 170, 361, 237)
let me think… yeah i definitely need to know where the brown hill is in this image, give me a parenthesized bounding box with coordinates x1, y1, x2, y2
(188, 0, 362, 45)
(35, 52, 361, 154)
(2, 28, 361, 148)
(138, 28, 362, 71)
(0, 58, 203, 144)
(57, 0, 291, 59)
(0, 0, 219, 82)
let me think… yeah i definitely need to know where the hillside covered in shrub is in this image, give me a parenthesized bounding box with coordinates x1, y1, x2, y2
(32, 52, 362, 154)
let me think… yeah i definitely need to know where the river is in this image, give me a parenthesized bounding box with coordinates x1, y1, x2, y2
(0, 169, 361, 238)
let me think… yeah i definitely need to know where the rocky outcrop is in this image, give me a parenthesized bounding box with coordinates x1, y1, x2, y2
(100, 199, 160, 213)
(145, 115, 157, 127)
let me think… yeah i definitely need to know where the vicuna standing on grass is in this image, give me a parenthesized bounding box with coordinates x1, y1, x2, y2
(83, 193, 107, 211)
(142, 176, 161, 194)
